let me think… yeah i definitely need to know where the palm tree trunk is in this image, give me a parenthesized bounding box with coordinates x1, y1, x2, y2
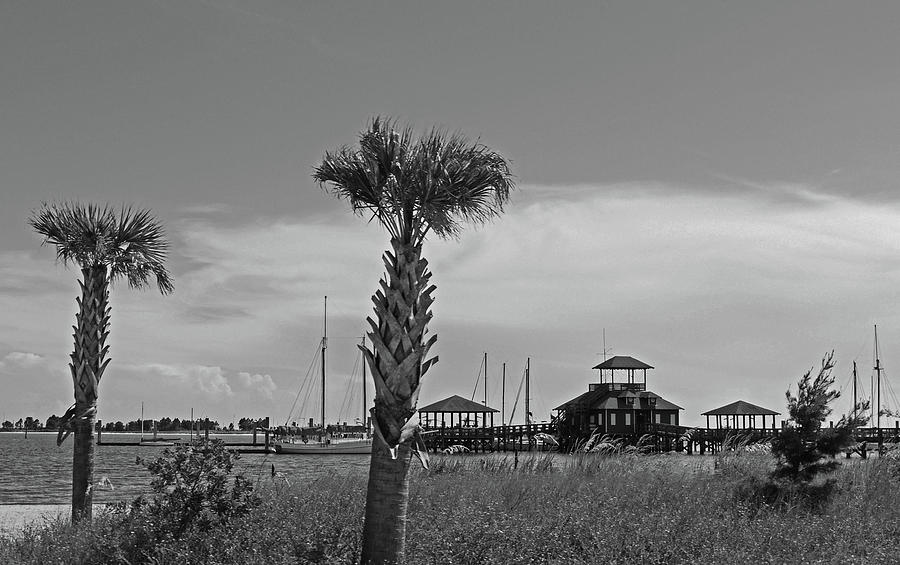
(71, 415, 95, 522)
(361, 438, 413, 563)
(360, 239, 437, 564)
(68, 266, 111, 523)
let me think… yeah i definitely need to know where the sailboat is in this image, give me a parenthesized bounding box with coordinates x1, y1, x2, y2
(274, 297, 372, 455)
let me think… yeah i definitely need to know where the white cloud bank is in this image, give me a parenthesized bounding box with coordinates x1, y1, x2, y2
(5, 181, 900, 425)
(1, 351, 45, 368)
(125, 363, 235, 397)
(237, 371, 277, 399)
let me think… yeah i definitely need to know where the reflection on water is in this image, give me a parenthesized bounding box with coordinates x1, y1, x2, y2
(0, 432, 370, 505)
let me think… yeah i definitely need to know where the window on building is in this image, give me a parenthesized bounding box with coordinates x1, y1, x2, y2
(590, 413, 597, 425)
(625, 412, 632, 426)
(609, 412, 616, 426)
(654, 413, 661, 424)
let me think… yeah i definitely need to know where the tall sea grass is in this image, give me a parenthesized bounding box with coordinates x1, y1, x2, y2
(3, 452, 900, 563)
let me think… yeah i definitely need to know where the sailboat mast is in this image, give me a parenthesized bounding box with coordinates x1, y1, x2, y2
(875, 324, 882, 429)
(502, 362, 506, 426)
(525, 357, 531, 425)
(140, 402, 144, 441)
(483, 352, 488, 406)
(362, 335, 368, 433)
(322, 296, 327, 430)
(852, 361, 858, 420)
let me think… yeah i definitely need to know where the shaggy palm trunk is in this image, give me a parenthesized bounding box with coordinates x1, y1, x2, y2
(71, 416, 96, 522)
(360, 239, 437, 565)
(362, 439, 413, 563)
(69, 266, 111, 523)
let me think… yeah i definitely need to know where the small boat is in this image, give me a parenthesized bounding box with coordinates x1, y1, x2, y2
(274, 297, 372, 455)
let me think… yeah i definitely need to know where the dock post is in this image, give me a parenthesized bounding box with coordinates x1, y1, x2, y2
(96, 423, 102, 445)
(265, 429, 270, 451)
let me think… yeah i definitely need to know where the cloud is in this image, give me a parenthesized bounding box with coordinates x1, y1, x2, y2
(237, 371, 277, 399)
(0, 251, 72, 297)
(421, 181, 900, 330)
(2, 351, 45, 368)
(126, 363, 234, 397)
(10, 180, 900, 426)
(174, 213, 385, 322)
(178, 203, 233, 217)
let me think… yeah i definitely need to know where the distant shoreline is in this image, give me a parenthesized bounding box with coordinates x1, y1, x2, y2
(0, 430, 256, 435)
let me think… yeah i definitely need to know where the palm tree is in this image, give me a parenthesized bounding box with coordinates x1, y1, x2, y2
(29, 202, 173, 522)
(314, 117, 514, 563)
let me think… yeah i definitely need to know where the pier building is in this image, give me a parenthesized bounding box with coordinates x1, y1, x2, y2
(554, 355, 682, 437)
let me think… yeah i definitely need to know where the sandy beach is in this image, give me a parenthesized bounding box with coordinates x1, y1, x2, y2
(0, 505, 72, 536)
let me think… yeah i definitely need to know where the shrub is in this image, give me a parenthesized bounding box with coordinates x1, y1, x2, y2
(749, 352, 867, 508)
(130, 439, 259, 540)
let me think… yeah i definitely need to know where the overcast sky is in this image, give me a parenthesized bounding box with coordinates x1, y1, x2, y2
(3, 0, 900, 428)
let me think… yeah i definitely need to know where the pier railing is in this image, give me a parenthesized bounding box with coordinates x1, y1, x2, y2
(421, 421, 900, 454)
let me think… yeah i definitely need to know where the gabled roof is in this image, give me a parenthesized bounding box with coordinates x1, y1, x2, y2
(702, 400, 779, 416)
(592, 355, 654, 370)
(418, 395, 498, 413)
(555, 389, 682, 411)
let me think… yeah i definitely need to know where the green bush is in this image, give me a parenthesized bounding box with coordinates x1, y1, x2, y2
(76, 439, 263, 563)
(757, 352, 867, 508)
(131, 439, 259, 540)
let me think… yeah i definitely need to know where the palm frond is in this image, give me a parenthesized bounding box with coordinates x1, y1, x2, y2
(29, 201, 174, 294)
(313, 116, 514, 244)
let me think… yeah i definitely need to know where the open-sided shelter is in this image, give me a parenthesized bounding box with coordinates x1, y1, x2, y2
(702, 400, 779, 430)
(418, 395, 499, 429)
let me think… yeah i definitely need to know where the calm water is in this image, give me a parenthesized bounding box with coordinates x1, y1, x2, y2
(0, 432, 370, 505)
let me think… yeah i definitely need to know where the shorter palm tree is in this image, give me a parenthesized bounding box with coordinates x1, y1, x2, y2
(29, 202, 173, 522)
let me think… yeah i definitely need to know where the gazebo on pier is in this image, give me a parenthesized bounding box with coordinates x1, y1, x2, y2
(418, 395, 498, 429)
(702, 400, 779, 430)
(594, 355, 654, 387)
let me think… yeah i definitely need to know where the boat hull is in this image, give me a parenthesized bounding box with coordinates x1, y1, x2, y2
(273, 439, 372, 455)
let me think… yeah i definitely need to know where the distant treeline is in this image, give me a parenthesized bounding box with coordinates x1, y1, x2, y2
(0, 416, 271, 432)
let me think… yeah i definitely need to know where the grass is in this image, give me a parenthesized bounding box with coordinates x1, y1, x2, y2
(3, 451, 900, 564)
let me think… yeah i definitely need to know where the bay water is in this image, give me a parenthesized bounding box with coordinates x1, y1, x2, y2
(0, 432, 369, 505)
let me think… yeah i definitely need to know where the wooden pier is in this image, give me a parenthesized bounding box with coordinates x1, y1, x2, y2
(95, 419, 900, 456)
(95, 426, 275, 453)
(422, 421, 900, 455)
(423, 423, 557, 453)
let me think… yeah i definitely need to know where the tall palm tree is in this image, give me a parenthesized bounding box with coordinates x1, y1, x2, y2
(29, 202, 173, 522)
(314, 117, 514, 564)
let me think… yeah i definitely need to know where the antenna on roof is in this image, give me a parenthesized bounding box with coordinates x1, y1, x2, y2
(597, 329, 613, 384)
(602, 329, 606, 362)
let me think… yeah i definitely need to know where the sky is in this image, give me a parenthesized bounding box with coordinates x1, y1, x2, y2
(3, 0, 900, 428)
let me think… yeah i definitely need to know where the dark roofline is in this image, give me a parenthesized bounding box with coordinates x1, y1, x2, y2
(555, 389, 682, 411)
(418, 394, 499, 413)
(702, 400, 780, 416)
(592, 355, 654, 370)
